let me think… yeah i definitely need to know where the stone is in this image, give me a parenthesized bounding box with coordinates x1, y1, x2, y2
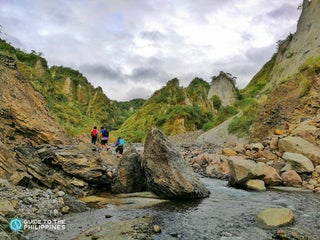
(256, 208, 294, 229)
(0, 200, 15, 218)
(112, 147, 146, 193)
(205, 155, 229, 178)
(281, 152, 314, 173)
(279, 136, 320, 166)
(263, 166, 282, 186)
(70, 178, 88, 187)
(222, 148, 237, 156)
(291, 124, 319, 143)
(281, 170, 302, 187)
(57, 191, 65, 197)
(61, 206, 70, 214)
(153, 224, 161, 233)
(269, 137, 279, 150)
(273, 129, 285, 135)
(245, 179, 266, 191)
(227, 156, 267, 187)
(143, 127, 210, 199)
(250, 142, 264, 151)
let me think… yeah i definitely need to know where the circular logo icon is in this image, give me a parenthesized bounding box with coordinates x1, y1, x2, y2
(9, 217, 23, 232)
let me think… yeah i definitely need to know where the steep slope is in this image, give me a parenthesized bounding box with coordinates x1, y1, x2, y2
(0, 39, 145, 136)
(243, 0, 320, 141)
(115, 78, 214, 142)
(0, 54, 67, 178)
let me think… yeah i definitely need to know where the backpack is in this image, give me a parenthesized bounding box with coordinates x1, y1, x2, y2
(91, 129, 98, 137)
(119, 138, 124, 146)
(102, 129, 109, 137)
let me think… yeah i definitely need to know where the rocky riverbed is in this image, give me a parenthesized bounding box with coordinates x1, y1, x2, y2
(2, 117, 320, 239)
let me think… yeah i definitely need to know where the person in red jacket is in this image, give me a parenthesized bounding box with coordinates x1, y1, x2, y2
(90, 126, 98, 145)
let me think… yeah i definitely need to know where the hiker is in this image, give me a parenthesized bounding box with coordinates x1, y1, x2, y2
(100, 126, 109, 150)
(115, 136, 125, 158)
(90, 126, 98, 145)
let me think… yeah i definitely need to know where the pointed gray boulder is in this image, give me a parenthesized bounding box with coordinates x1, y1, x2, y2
(112, 147, 146, 193)
(142, 126, 210, 199)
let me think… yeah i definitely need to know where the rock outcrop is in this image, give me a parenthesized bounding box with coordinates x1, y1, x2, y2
(0, 54, 67, 184)
(143, 127, 210, 199)
(207, 71, 238, 107)
(0, 54, 66, 146)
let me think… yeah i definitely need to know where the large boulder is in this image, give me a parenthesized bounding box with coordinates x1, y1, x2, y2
(281, 152, 314, 173)
(112, 147, 146, 193)
(279, 136, 320, 166)
(281, 170, 302, 187)
(228, 156, 267, 187)
(143, 127, 210, 199)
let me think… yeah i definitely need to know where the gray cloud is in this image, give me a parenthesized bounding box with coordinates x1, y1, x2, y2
(0, 0, 302, 100)
(80, 64, 126, 82)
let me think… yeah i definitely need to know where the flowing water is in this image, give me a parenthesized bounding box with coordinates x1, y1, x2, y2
(27, 178, 320, 240)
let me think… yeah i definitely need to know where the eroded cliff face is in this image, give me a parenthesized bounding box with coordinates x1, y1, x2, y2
(250, 0, 320, 141)
(0, 55, 66, 145)
(208, 71, 238, 107)
(0, 54, 66, 178)
(262, 0, 320, 91)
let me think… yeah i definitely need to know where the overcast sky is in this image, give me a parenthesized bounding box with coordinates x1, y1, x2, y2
(1, 0, 302, 101)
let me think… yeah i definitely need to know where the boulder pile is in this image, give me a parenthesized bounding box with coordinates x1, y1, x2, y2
(183, 116, 320, 192)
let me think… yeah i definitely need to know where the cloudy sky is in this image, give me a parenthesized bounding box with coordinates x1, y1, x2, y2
(1, 0, 301, 101)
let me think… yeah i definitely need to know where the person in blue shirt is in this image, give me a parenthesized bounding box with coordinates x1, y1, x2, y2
(115, 136, 124, 158)
(100, 126, 109, 150)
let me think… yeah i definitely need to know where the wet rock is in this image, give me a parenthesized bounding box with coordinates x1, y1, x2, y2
(75, 217, 153, 240)
(256, 208, 294, 229)
(227, 156, 267, 187)
(112, 146, 146, 193)
(63, 194, 89, 213)
(153, 224, 161, 233)
(143, 127, 210, 199)
(281, 152, 314, 173)
(245, 179, 266, 191)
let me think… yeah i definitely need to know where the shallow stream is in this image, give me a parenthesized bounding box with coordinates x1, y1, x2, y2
(27, 178, 320, 240)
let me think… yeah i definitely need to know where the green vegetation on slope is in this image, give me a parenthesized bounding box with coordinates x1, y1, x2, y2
(241, 53, 277, 98)
(115, 77, 213, 142)
(0, 39, 145, 137)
